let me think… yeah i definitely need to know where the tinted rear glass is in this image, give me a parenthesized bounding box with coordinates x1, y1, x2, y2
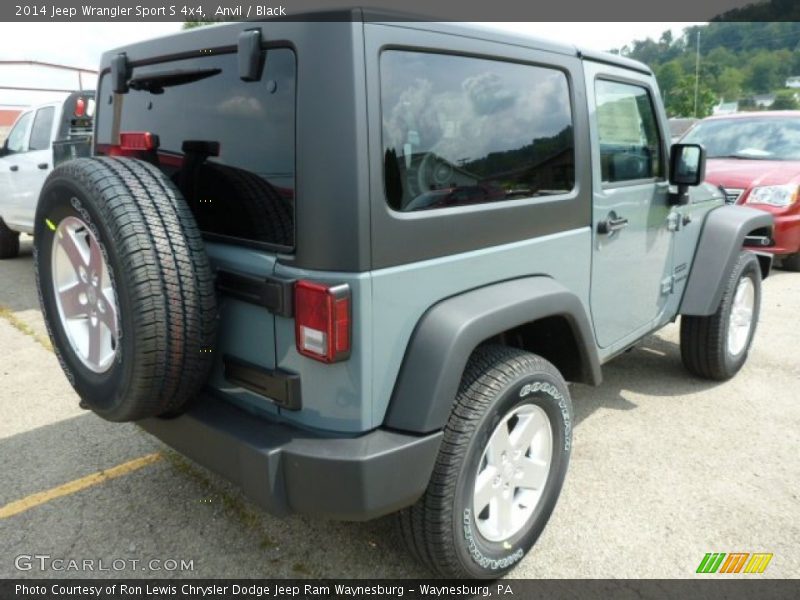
(95, 49, 296, 249)
(380, 51, 575, 212)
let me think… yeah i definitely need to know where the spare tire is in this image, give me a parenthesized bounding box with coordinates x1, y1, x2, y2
(185, 161, 294, 247)
(34, 157, 218, 422)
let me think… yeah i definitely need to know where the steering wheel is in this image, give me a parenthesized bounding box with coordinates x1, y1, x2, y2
(407, 151, 456, 198)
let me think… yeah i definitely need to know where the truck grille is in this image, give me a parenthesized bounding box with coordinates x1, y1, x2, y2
(68, 126, 93, 138)
(723, 188, 745, 204)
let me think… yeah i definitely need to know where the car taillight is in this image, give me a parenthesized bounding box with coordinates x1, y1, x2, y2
(99, 132, 159, 158)
(294, 280, 351, 363)
(118, 132, 157, 151)
(74, 97, 86, 117)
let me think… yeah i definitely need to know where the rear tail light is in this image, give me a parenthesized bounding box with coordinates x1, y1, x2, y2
(294, 280, 351, 363)
(74, 97, 86, 117)
(98, 132, 159, 159)
(118, 132, 158, 151)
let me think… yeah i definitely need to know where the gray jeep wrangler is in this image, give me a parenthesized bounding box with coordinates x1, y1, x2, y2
(33, 13, 774, 579)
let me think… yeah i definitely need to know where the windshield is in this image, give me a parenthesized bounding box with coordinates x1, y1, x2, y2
(682, 117, 800, 160)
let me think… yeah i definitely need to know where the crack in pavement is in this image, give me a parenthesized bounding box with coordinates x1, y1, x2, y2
(0, 305, 52, 352)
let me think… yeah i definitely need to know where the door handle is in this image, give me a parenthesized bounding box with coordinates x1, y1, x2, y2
(597, 213, 629, 234)
(37, 163, 48, 170)
(9, 165, 18, 172)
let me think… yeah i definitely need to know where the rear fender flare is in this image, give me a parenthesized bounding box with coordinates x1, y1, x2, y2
(383, 277, 601, 434)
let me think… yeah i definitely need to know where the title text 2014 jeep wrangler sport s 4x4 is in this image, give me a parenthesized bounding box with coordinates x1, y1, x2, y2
(33, 14, 774, 578)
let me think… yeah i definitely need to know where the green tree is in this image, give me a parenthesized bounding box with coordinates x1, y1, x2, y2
(706, 47, 737, 69)
(774, 49, 794, 82)
(714, 67, 745, 101)
(664, 76, 716, 118)
(656, 61, 684, 96)
(772, 90, 799, 109)
(746, 51, 783, 92)
(183, 20, 218, 29)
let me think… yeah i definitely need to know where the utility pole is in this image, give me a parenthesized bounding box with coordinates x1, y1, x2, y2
(694, 29, 701, 117)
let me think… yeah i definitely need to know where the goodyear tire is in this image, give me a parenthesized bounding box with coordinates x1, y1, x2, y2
(680, 251, 761, 381)
(398, 345, 572, 578)
(188, 162, 293, 247)
(34, 157, 217, 422)
(0, 217, 20, 259)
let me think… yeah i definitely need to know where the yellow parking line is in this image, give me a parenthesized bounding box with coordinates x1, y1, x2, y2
(0, 452, 162, 519)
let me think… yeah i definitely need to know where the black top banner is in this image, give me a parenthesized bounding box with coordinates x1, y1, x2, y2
(3, 579, 800, 600)
(1, 0, 799, 22)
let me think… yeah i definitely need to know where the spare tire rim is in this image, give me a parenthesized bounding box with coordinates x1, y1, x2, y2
(728, 276, 755, 357)
(51, 215, 118, 373)
(473, 403, 553, 542)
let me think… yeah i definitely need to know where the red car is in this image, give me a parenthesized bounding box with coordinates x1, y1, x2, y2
(682, 111, 800, 270)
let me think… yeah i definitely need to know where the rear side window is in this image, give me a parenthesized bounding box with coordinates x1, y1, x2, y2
(29, 106, 55, 151)
(595, 79, 663, 183)
(96, 48, 296, 249)
(380, 51, 575, 212)
(5, 111, 32, 154)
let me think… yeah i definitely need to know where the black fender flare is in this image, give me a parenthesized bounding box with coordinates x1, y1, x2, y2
(680, 205, 773, 316)
(383, 276, 602, 434)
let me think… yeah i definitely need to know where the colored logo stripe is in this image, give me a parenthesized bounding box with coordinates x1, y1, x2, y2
(719, 553, 749, 573)
(697, 552, 773, 574)
(697, 553, 726, 573)
(744, 553, 773, 574)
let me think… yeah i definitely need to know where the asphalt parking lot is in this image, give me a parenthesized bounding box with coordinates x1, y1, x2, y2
(1, 235, 798, 579)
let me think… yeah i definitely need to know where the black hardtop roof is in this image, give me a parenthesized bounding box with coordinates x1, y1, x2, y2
(98, 9, 651, 76)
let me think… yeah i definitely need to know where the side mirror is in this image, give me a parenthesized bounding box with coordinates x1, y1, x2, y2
(669, 143, 706, 205)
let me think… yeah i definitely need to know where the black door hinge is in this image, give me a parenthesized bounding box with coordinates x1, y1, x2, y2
(215, 268, 294, 318)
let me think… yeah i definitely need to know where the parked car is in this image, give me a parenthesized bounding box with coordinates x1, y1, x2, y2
(681, 111, 800, 270)
(0, 91, 95, 258)
(31, 15, 772, 579)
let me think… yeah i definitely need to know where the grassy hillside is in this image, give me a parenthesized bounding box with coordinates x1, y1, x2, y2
(614, 16, 800, 117)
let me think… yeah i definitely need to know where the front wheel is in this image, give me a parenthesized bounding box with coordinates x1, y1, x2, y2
(398, 345, 573, 579)
(680, 251, 761, 380)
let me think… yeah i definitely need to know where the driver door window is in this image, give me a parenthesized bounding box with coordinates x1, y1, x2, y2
(595, 80, 663, 184)
(5, 111, 33, 155)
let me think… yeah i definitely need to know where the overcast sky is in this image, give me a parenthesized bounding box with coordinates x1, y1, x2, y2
(0, 21, 702, 107)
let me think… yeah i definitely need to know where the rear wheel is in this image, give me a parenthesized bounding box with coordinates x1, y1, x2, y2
(398, 345, 572, 578)
(680, 251, 761, 380)
(0, 217, 20, 259)
(34, 157, 218, 421)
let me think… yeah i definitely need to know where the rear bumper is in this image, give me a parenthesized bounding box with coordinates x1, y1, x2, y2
(139, 397, 442, 521)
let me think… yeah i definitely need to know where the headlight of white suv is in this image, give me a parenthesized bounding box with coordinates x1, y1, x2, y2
(747, 184, 799, 207)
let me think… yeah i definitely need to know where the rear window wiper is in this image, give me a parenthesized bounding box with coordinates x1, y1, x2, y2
(127, 68, 222, 94)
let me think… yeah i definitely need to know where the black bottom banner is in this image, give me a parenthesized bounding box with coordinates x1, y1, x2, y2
(2, 579, 799, 600)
